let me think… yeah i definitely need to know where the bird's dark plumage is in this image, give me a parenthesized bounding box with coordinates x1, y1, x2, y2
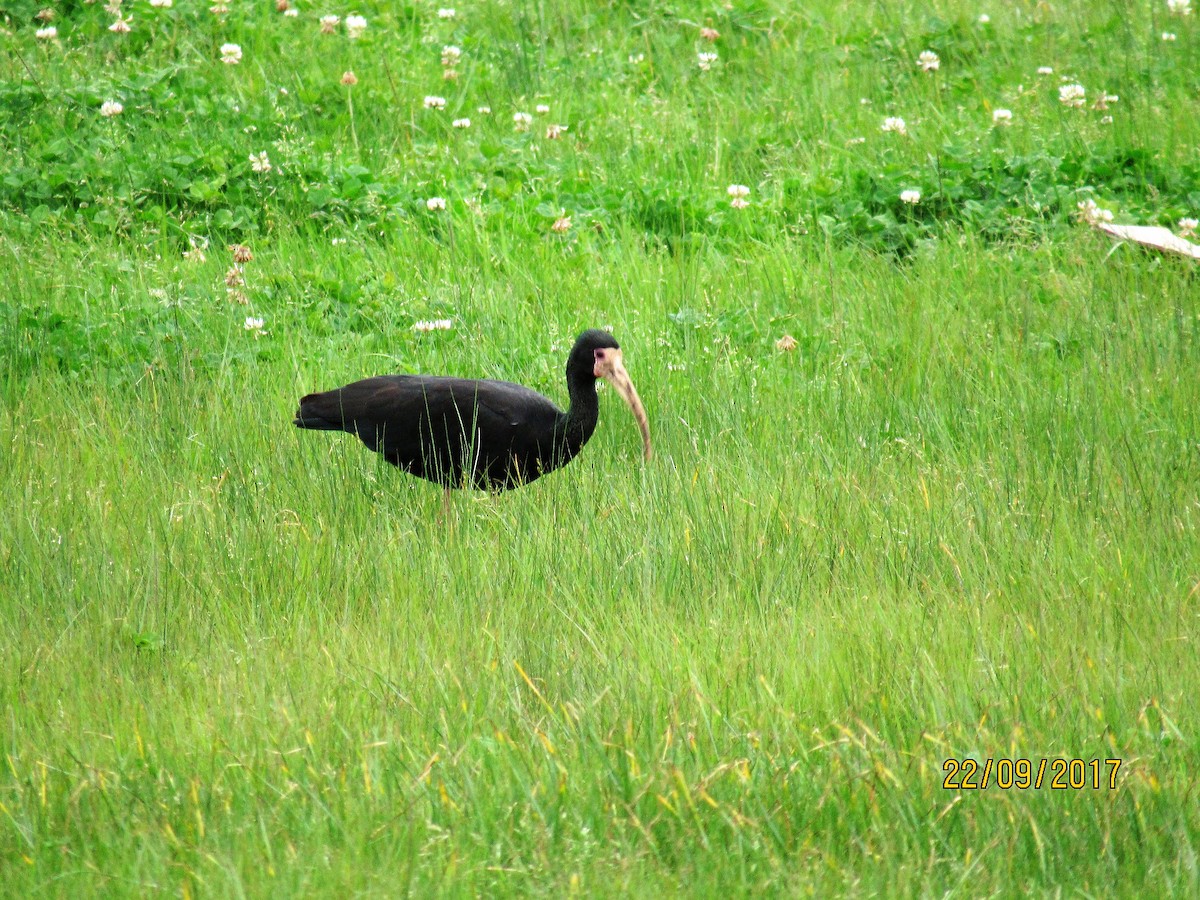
(294, 330, 651, 490)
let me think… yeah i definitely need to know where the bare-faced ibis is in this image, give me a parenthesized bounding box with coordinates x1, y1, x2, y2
(294, 330, 652, 490)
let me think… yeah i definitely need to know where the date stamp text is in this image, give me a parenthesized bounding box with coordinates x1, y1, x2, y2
(942, 758, 1122, 791)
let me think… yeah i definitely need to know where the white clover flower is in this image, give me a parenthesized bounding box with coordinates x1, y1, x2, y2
(149, 0, 172, 7)
(545, 123, 567, 139)
(441, 45, 461, 65)
(535, 103, 550, 114)
(551, 216, 572, 233)
(35, 25, 57, 39)
(700, 26, 720, 40)
(881, 116, 908, 135)
(729, 198, 749, 209)
(99, 100, 124, 117)
(1037, 66, 1054, 75)
(477, 105, 492, 115)
(452, 117, 471, 128)
(426, 197, 446, 211)
(1058, 83, 1086, 107)
(1167, 0, 1192, 15)
(220, 43, 243, 65)
(210, 2, 230, 13)
(109, 15, 132, 33)
(424, 95, 447, 109)
(320, 14, 339, 33)
(1162, 31, 1178, 40)
(697, 51, 719, 70)
(345, 14, 367, 38)
(978, 13, 991, 23)
(1179, 218, 1198, 238)
(917, 50, 940, 72)
(900, 189, 921, 204)
(413, 318, 453, 331)
(513, 111, 532, 128)
(341, 70, 358, 85)
(628, 52, 645, 63)
(244, 316, 265, 332)
(284, 7, 298, 16)
(1099, 115, 1113, 125)
(437, 7, 456, 18)
(1077, 199, 1114, 224)
(249, 151, 271, 173)
(993, 108, 1013, 124)
(727, 184, 750, 198)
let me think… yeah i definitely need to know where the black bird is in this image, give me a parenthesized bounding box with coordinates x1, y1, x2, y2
(294, 330, 652, 490)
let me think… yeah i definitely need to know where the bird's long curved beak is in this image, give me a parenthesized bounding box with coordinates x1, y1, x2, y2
(595, 349, 653, 461)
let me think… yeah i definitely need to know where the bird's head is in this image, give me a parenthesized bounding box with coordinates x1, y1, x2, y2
(568, 330, 652, 462)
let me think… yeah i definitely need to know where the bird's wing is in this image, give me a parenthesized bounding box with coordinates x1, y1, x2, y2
(302, 375, 562, 454)
(466, 380, 568, 484)
(470, 379, 563, 430)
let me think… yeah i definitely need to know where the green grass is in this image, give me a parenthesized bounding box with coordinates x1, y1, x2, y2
(3, 0, 1200, 895)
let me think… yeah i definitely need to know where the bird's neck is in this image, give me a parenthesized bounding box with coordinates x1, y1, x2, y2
(558, 374, 600, 458)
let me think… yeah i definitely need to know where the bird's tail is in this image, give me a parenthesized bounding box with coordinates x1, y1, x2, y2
(293, 392, 344, 430)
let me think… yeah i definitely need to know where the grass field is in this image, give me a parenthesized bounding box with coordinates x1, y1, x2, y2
(3, 0, 1200, 895)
